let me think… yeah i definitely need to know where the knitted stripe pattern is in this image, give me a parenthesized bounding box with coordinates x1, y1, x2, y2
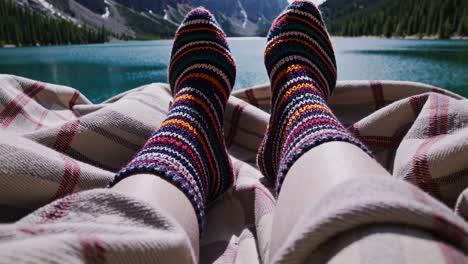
(257, 1, 372, 194)
(109, 8, 236, 231)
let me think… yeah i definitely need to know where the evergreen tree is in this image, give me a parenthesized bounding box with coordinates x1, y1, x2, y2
(0, 0, 109, 47)
(322, 0, 468, 39)
(457, 8, 468, 35)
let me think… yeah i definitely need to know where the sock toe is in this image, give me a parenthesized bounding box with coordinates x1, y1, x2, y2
(169, 9, 235, 96)
(184, 7, 216, 21)
(265, 0, 336, 98)
(288, 1, 322, 16)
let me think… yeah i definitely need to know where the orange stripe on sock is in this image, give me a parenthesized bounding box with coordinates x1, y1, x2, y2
(173, 94, 224, 146)
(271, 64, 328, 97)
(160, 118, 217, 190)
(278, 104, 335, 148)
(266, 38, 336, 80)
(287, 104, 333, 128)
(276, 83, 322, 110)
(177, 73, 228, 102)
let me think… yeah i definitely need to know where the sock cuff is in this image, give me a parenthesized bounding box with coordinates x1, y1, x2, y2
(108, 162, 206, 233)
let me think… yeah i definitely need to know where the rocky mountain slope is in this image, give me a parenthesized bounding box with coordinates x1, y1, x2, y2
(15, 0, 289, 39)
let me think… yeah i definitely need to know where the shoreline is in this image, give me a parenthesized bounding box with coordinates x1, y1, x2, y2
(3, 35, 468, 48)
(332, 35, 468, 40)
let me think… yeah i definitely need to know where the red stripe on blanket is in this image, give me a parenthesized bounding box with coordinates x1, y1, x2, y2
(0, 82, 39, 118)
(411, 187, 466, 263)
(370, 81, 385, 110)
(245, 89, 259, 108)
(51, 119, 82, 200)
(53, 119, 81, 152)
(80, 235, 107, 264)
(0, 82, 45, 128)
(20, 110, 44, 127)
(353, 122, 394, 148)
(226, 104, 246, 148)
(19, 227, 47, 236)
(69, 91, 80, 109)
(35, 109, 49, 130)
(39, 192, 79, 223)
(50, 156, 81, 201)
(51, 157, 73, 201)
(412, 137, 442, 197)
(410, 95, 426, 116)
(1, 83, 45, 127)
(411, 95, 449, 199)
(353, 119, 409, 151)
(356, 135, 394, 148)
(439, 96, 449, 136)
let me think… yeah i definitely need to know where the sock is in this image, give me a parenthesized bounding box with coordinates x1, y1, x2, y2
(109, 8, 236, 231)
(257, 0, 372, 194)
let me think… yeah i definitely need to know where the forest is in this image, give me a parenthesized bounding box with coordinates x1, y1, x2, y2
(2, 0, 468, 47)
(321, 0, 468, 39)
(0, 0, 108, 47)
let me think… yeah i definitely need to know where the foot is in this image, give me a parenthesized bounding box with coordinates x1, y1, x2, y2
(110, 8, 236, 232)
(257, 1, 371, 193)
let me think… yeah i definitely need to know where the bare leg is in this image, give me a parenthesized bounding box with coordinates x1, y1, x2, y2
(112, 175, 200, 259)
(269, 142, 390, 258)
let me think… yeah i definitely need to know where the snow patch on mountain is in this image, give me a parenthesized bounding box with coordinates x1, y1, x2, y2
(237, 0, 248, 29)
(163, 9, 180, 26)
(102, 0, 110, 19)
(102, 7, 110, 18)
(37, 0, 55, 14)
(30, 0, 77, 23)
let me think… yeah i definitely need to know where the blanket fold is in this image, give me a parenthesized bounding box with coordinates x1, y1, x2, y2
(0, 74, 467, 263)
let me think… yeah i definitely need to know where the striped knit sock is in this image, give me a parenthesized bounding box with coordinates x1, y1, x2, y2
(257, 0, 371, 194)
(109, 8, 236, 231)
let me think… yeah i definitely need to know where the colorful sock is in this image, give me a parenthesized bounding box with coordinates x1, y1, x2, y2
(109, 8, 236, 231)
(257, 0, 372, 194)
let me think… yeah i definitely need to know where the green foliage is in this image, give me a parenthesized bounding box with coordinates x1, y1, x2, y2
(457, 8, 468, 35)
(164, 4, 193, 24)
(256, 17, 272, 37)
(322, 0, 468, 39)
(0, 0, 108, 47)
(116, 3, 177, 40)
(215, 14, 238, 37)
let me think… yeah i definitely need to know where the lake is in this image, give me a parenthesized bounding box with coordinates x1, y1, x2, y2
(0, 37, 467, 102)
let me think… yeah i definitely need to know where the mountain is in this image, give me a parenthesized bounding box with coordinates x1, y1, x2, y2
(320, 0, 468, 39)
(10, 0, 288, 43)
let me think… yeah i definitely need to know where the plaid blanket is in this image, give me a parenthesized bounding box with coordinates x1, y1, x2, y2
(0, 74, 467, 262)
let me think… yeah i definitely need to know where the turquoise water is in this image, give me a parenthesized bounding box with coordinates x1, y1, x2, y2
(0, 37, 467, 102)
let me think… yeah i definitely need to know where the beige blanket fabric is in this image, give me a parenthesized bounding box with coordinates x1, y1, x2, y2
(0, 74, 467, 263)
